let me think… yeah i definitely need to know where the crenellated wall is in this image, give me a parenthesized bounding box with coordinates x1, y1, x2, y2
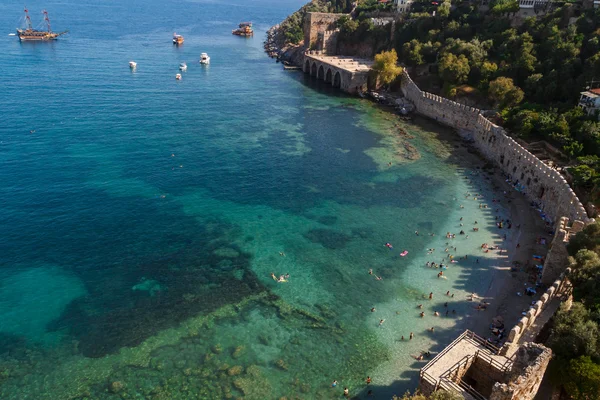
(400, 70, 592, 224)
(500, 269, 570, 356)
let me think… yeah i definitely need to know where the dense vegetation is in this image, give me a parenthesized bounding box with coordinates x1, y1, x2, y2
(394, 3, 600, 203)
(393, 390, 465, 400)
(547, 221, 600, 399)
(276, 0, 599, 204)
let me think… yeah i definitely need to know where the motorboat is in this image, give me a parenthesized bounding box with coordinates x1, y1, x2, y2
(173, 33, 184, 45)
(179, 62, 187, 71)
(175, 73, 182, 80)
(199, 53, 210, 64)
(129, 61, 137, 69)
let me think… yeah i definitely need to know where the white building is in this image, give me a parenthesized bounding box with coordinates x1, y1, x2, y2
(579, 88, 600, 118)
(394, 0, 413, 13)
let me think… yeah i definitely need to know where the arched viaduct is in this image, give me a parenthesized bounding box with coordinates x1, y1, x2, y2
(303, 51, 372, 94)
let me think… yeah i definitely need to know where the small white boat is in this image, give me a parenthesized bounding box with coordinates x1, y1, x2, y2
(199, 53, 210, 64)
(129, 61, 137, 69)
(175, 73, 182, 80)
(179, 62, 187, 71)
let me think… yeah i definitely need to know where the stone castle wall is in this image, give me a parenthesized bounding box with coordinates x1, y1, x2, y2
(304, 12, 347, 50)
(400, 70, 591, 225)
(490, 343, 552, 400)
(500, 270, 570, 356)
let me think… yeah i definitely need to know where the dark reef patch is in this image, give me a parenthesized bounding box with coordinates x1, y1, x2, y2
(303, 229, 351, 250)
(317, 216, 338, 226)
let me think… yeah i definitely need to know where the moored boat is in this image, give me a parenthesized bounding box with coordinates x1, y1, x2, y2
(173, 33, 184, 45)
(232, 22, 253, 36)
(199, 53, 210, 64)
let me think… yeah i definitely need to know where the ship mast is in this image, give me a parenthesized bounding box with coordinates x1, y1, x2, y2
(43, 10, 52, 32)
(24, 7, 32, 30)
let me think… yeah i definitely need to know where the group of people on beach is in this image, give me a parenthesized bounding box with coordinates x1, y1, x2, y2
(328, 172, 520, 397)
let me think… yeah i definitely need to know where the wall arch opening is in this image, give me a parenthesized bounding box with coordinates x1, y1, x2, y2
(310, 62, 317, 77)
(317, 65, 325, 80)
(304, 59, 310, 73)
(325, 68, 332, 83)
(333, 71, 341, 88)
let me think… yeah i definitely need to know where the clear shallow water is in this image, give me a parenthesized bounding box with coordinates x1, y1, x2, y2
(0, 1, 513, 398)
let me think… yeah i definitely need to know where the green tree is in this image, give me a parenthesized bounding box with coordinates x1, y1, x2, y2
(548, 302, 600, 360)
(568, 221, 600, 256)
(438, 53, 470, 84)
(372, 49, 403, 87)
(336, 15, 358, 35)
(437, 1, 451, 18)
(429, 390, 465, 400)
(569, 249, 600, 306)
(490, 0, 519, 14)
(563, 356, 600, 400)
(488, 77, 524, 108)
(402, 40, 425, 66)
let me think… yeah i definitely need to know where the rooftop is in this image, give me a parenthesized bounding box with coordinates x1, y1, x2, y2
(581, 88, 600, 97)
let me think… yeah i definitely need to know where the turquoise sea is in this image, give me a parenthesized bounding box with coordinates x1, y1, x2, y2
(0, 0, 514, 398)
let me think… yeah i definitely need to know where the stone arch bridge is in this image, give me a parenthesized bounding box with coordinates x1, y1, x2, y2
(303, 51, 373, 94)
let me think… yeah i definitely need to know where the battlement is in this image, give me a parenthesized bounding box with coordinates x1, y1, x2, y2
(400, 70, 592, 224)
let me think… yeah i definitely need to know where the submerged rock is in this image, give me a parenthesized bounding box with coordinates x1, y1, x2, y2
(109, 381, 124, 393)
(131, 277, 162, 296)
(213, 247, 240, 258)
(275, 359, 288, 371)
(231, 345, 245, 359)
(227, 365, 243, 376)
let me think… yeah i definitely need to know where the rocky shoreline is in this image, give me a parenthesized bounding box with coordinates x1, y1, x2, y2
(263, 25, 306, 67)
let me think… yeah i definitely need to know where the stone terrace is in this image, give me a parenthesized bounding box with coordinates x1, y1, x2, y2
(420, 330, 513, 399)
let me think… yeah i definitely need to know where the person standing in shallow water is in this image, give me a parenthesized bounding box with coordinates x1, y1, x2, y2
(343, 387, 349, 397)
(429, 292, 433, 299)
(366, 376, 372, 384)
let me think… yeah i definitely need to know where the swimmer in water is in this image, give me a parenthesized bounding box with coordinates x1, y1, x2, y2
(379, 319, 385, 326)
(375, 276, 382, 281)
(368, 269, 373, 275)
(279, 252, 285, 256)
(420, 312, 425, 318)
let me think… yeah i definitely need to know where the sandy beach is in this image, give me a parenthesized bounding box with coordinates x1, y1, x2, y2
(442, 133, 552, 345)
